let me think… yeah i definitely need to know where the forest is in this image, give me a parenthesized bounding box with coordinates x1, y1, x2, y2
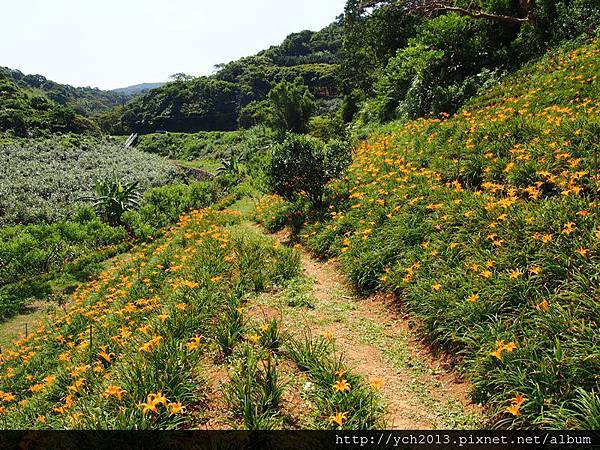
(0, 0, 599, 433)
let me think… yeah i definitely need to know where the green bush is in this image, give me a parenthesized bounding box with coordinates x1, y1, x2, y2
(0, 218, 127, 319)
(370, 14, 509, 121)
(136, 130, 245, 161)
(373, 43, 444, 121)
(308, 114, 346, 142)
(267, 134, 350, 206)
(238, 101, 272, 129)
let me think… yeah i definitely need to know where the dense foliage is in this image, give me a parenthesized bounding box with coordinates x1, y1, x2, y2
(268, 78, 316, 134)
(120, 77, 241, 133)
(0, 77, 99, 137)
(257, 20, 343, 66)
(135, 126, 278, 182)
(0, 67, 145, 136)
(341, 0, 600, 123)
(267, 134, 349, 206)
(115, 21, 343, 135)
(0, 218, 127, 319)
(0, 67, 130, 114)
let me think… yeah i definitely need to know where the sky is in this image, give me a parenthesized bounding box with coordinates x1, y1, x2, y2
(0, 0, 346, 90)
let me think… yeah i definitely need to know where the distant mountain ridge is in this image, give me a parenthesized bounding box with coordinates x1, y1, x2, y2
(0, 67, 167, 136)
(112, 82, 166, 95)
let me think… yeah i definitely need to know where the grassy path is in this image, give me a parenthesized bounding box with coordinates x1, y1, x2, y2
(247, 223, 482, 429)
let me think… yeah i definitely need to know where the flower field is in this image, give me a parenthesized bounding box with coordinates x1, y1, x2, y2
(0, 208, 383, 429)
(256, 41, 600, 428)
(0, 209, 279, 427)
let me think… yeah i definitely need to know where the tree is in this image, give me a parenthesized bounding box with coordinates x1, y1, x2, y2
(356, 0, 535, 28)
(342, 0, 420, 95)
(268, 78, 315, 134)
(238, 100, 272, 129)
(267, 134, 349, 206)
(411, 0, 535, 26)
(120, 77, 240, 133)
(169, 73, 195, 82)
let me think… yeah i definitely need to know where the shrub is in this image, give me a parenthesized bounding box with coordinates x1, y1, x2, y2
(0, 218, 126, 319)
(136, 130, 244, 161)
(122, 181, 222, 239)
(238, 101, 272, 129)
(308, 114, 346, 142)
(267, 134, 350, 207)
(340, 89, 365, 124)
(371, 14, 509, 120)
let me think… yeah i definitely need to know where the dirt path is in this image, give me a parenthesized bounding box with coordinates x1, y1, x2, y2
(249, 226, 482, 429)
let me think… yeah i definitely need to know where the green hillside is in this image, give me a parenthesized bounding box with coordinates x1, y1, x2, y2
(0, 74, 99, 137)
(111, 83, 166, 96)
(0, 68, 153, 137)
(0, 67, 129, 113)
(257, 38, 600, 428)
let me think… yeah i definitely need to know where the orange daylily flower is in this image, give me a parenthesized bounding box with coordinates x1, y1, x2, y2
(168, 402, 185, 415)
(104, 385, 126, 401)
(333, 379, 351, 393)
(186, 336, 203, 351)
(369, 378, 384, 390)
(329, 411, 348, 427)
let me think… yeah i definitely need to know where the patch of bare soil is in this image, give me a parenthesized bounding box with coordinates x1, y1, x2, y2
(194, 361, 233, 430)
(288, 249, 481, 429)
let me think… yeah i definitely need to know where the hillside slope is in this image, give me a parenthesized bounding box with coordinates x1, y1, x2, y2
(0, 209, 394, 430)
(0, 75, 99, 136)
(0, 67, 152, 136)
(257, 39, 600, 429)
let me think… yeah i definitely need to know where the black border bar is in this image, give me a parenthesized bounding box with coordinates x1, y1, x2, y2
(0, 430, 597, 450)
